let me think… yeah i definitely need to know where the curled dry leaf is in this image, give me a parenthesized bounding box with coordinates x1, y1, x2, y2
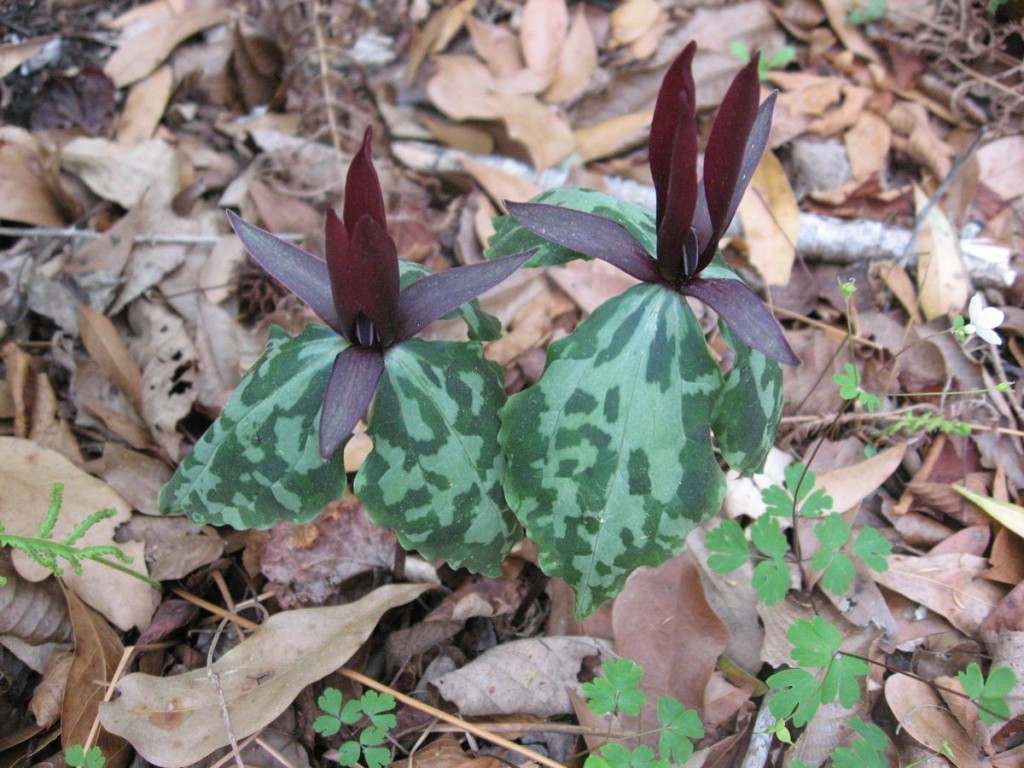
(29, 648, 72, 728)
(915, 185, 969, 320)
(433, 636, 613, 717)
(99, 584, 433, 767)
(0, 127, 71, 227)
(520, 0, 568, 81)
(885, 673, 984, 768)
(737, 149, 799, 287)
(545, 6, 597, 104)
(78, 303, 144, 414)
(61, 137, 181, 209)
(0, 438, 158, 632)
(0, 550, 73, 648)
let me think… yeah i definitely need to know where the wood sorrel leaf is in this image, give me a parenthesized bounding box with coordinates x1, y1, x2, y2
(487, 188, 657, 268)
(711, 321, 783, 475)
(500, 284, 726, 616)
(354, 339, 518, 575)
(159, 324, 348, 529)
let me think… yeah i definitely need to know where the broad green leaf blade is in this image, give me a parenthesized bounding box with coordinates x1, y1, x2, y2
(355, 339, 517, 576)
(159, 324, 348, 529)
(711, 321, 783, 475)
(486, 188, 657, 268)
(501, 284, 725, 617)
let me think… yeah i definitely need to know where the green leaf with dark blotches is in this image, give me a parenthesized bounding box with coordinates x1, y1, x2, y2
(355, 338, 518, 576)
(158, 324, 348, 528)
(711, 319, 783, 475)
(486, 188, 657, 268)
(500, 283, 726, 617)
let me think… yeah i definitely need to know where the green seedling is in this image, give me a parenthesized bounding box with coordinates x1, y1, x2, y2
(314, 687, 397, 768)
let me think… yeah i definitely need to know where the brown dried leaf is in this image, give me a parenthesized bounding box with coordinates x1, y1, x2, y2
(520, 0, 568, 81)
(915, 186, 969, 320)
(99, 584, 433, 766)
(117, 516, 223, 581)
(545, 6, 597, 103)
(116, 65, 174, 145)
(0, 127, 69, 227)
(845, 110, 891, 182)
(433, 636, 612, 717)
(427, 55, 501, 121)
(30, 649, 72, 728)
(61, 137, 181, 209)
(78, 303, 143, 413)
(873, 553, 1006, 637)
(0, 35, 59, 79)
(466, 15, 522, 79)
(737, 150, 799, 287)
(885, 673, 984, 768)
(407, 0, 476, 84)
(61, 588, 129, 764)
(0, 550, 72, 646)
(495, 95, 575, 171)
(29, 372, 84, 466)
(609, 0, 662, 48)
(96, 443, 172, 517)
(574, 110, 653, 164)
(460, 156, 541, 209)
(104, 7, 230, 87)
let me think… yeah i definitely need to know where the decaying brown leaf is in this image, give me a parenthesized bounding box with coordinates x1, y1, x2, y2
(99, 584, 432, 766)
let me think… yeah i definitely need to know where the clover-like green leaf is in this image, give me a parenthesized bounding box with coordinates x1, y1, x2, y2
(852, 527, 892, 572)
(959, 662, 1016, 724)
(355, 338, 518, 576)
(159, 324, 348, 529)
(789, 617, 841, 667)
(583, 658, 646, 716)
(751, 515, 788, 560)
(657, 696, 703, 763)
(706, 520, 750, 573)
(500, 284, 726, 617)
(766, 668, 822, 727)
(752, 558, 790, 605)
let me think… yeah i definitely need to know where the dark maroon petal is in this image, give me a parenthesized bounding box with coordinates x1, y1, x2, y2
(324, 207, 351, 337)
(226, 210, 342, 332)
(682, 277, 799, 365)
(505, 201, 658, 282)
(319, 346, 385, 459)
(340, 215, 401, 346)
(649, 41, 696, 224)
(656, 85, 698, 282)
(343, 127, 387, 235)
(698, 92, 777, 267)
(700, 55, 762, 270)
(396, 249, 536, 340)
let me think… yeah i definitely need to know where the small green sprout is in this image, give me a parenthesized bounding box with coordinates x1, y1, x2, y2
(314, 687, 397, 768)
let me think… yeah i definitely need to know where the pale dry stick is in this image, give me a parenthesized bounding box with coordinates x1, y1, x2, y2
(738, 693, 777, 768)
(255, 735, 299, 768)
(207, 734, 261, 768)
(207, 615, 246, 768)
(780, 410, 1024, 438)
(772, 305, 884, 352)
(0, 226, 305, 244)
(309, 0, 346, 177)
(84, 645, 136, 754)
(340, 667, 568, 768)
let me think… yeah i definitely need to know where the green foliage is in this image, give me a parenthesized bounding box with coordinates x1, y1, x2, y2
(315, 687, 397, 768)
(831, 719, 889, 768)
(0, 483, 153, 589)
(882, 409, 972, 438)
(833, 362, 882, 412)
(766, 617, 869, 726)
(958, 662, 1016, 724)
(582, 657, 703, 768)
(847, 0, 887, 25)
(65, 745, 105, 768)
(729, 40, 798, 79)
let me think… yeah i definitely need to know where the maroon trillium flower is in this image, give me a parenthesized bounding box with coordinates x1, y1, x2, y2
(228, 127, 534, 459)
(505, 42, 798, 366)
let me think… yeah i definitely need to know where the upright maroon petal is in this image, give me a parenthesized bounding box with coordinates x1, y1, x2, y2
(227, 210, 342, 332)
(319, 346, 385, 459)
(341, 215, 401, 346)
(656, 86, 698, 282)
(701, 56, 761, 268)
(649, 42, 696, 229)
(343, 127, 387, 235)
(324, 207, 351, 339)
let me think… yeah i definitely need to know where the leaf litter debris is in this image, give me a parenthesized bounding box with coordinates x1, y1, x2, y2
(0, 0, 1022, 766)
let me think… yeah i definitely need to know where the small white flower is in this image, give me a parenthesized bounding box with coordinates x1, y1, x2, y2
(964, 293, 1004, 345)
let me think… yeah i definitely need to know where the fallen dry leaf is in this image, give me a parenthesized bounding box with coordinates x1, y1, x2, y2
(609, 0, 662, 48)
(433, 636, 612, 717)
(0, 437, 158, 631)
(915, 185, 969, 320)
(116, 65, 174, 145)
(29, 648, 72, 728)
(61, 588, 130, 766)
(99, 584, 432, 766)
(519, 0, 568, 82)
(574, 110, 653, 164)
(737, 149, 799, 287)
(0, 549, 73, 648)
(885, 673, 985, 768)
(545, 6, 597, 104)
(406, 0, 476, 84)
(61, 137, 181, 209)
(814, 443, 907, 514)
(466, 15, 522, 79)
(78, 303, 143, 414)
(0, 127, 70, 227)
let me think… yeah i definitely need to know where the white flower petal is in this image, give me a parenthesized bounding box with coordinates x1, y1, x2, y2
(976, 325, 1002, 345)
(968, 293, 983, 321)
(978, 306, 1004, 329)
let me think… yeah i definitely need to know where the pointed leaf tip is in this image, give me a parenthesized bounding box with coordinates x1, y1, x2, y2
(344, 126, 387, 235)
(226, 210, 342, 331)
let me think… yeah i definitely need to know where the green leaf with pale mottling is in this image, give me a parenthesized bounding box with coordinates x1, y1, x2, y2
(158, 324, 348, 528)
(486, 188, 657, 268)
(355, 339, 517, 576)
(501, 284, 726, 617)
(712, 320, 783, 475)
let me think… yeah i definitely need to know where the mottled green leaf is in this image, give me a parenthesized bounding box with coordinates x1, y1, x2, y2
(159, 324, 348, 529)
(711, 320, 783, 475)
(501, 284, 725, 616)
(486, 188, 657, 268)
(355, 339, 517, 576)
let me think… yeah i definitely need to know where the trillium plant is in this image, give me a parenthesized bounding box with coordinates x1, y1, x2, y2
(160, 43, 798, 615)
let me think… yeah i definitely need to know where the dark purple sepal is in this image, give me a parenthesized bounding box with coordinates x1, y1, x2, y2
(681, 277, 799, 365)
(343, 127, 388, 234)
(319, 345, 386, 459)
(226, 210, 342, 333)
(700, 55, 762, 270)
(656, 87, 698, 282)
(396, 249, 537, 340)
(504, 202, 658, 282)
